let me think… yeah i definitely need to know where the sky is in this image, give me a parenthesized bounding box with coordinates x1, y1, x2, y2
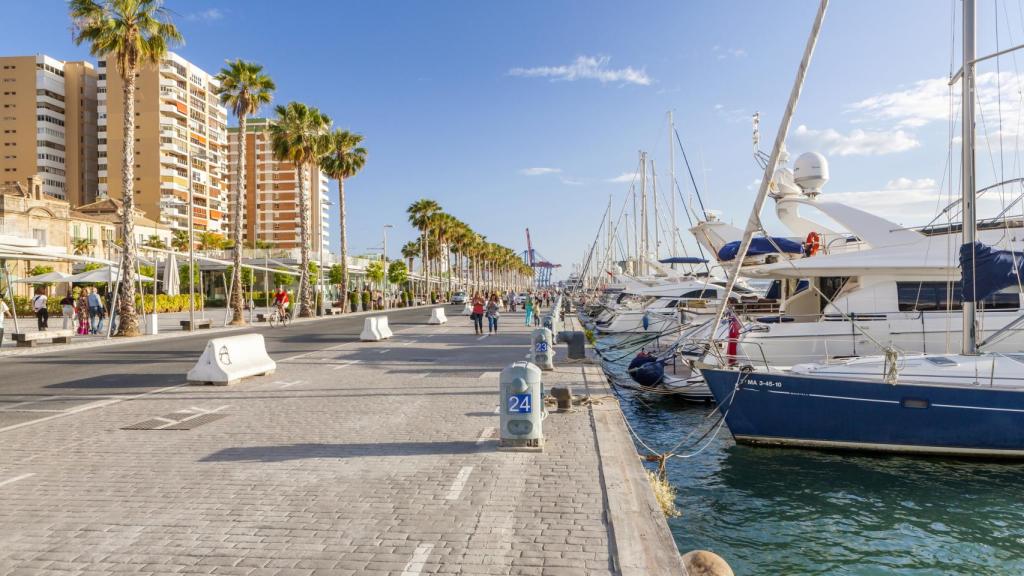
(4, 1, 1024, 280)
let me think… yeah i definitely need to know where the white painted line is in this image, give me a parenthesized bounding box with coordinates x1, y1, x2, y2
(493, 405, 501, 414)
(476, 427, 496, 444)
(401, 543, 435, 576)
(444, 466, 474, 500)
(478, 371, 499, 380)
(0, 473, 34, 488)
(331, 360, 359, 370)
(277, 380, 303, 389)
(402, 340, 413, 346)
(477, 334, 488, 341)
(379, 349, 390, 354)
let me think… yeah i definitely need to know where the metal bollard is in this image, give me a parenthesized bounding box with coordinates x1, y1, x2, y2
(531, 327, 555, 370)
(560, 331, 586, 359)
(499, 361, 544, 451)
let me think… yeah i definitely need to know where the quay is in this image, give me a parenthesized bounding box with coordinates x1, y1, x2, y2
(0, 306, 684, 575)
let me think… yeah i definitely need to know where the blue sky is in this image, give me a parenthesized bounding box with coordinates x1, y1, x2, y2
(5, 1, 1023, 279)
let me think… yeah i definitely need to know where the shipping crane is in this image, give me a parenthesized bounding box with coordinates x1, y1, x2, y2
(522, 228, 560, 287)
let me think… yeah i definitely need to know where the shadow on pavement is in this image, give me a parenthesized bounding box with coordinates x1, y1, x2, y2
(44, 372, 184, 390)
(200, 440, 484, 462)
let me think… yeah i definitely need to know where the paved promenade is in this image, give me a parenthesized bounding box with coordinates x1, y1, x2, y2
(0, 306, 681, 575)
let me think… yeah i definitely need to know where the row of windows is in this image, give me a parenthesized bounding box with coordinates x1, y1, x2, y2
(36, 89, 64, 103)
(39, 165, 65, 177)
(37, 126, 63, 139)
(37, 152, 64, 164)
(896, 282, 1020, 312)
(36, 63, 65, 77)
(37, 114, 64, 127)
(38, 140, 65, 152)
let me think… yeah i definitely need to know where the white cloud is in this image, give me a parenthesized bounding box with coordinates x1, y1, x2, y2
(790, 124, 920, 156)
(713, 46, 747, 60)
(508, 55, 651, 86)
(559, 177, 584, 186)
(520, 167, 561, 176)
(886, 177, 937, 190)
(607, 172, 636, 183)
(185, 8, 224, 22)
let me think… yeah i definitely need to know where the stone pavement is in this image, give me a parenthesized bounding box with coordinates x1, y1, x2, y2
(0, 309, 682, 575)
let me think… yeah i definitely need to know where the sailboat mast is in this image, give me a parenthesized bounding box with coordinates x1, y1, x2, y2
(640, 151, 648, 275)
(669, 111, 677, 258)
(652, 159, 659, 261)
(962, 0, 978, 355)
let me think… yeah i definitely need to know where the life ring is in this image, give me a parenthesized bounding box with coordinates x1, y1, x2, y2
(805, 231, 821, 256)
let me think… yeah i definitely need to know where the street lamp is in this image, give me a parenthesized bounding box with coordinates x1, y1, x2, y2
(382, 224, 393, 310)
(187, 149, 214, 332)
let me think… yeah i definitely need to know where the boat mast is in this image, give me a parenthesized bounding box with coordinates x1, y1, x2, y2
(708, 0, 829, 336)
(640, 151, 648, 276)
(962, 0, 978, 355)
(669, 111, 677, 258)
(652, 159, 659, 262)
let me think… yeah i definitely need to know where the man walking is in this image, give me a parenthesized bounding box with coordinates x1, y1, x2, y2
(87, 287, 102, 334)
(32, 289, 48, 331)
(0, 296, 9, 344)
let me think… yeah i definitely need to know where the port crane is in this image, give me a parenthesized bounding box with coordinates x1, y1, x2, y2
(523, 228, 560, 287)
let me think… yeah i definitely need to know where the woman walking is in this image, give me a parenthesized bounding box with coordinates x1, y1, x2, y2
(524, 290, 534, 326)
(76, 290, 90, 335)
(486, 293, 500, 334)
(470, 292, 486, 335)
(60, 292, 76, 330)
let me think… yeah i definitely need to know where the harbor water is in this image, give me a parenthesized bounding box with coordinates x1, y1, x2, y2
(598, 335, 1024, 575)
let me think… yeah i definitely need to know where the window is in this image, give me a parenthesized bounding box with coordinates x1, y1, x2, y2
(31, 228, 47, 245)
(896, 281, 1020, 312)
(680, 289, 717, 299)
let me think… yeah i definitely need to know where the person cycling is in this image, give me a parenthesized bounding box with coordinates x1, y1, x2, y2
(273, 287, 290, 318)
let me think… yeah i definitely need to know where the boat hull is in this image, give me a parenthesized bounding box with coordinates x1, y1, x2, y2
(702, 367, 1024, 457)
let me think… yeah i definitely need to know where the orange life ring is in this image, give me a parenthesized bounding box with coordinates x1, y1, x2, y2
(805, 231, 821, 256)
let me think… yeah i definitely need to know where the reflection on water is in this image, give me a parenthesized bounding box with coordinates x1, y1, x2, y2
(600, 334, 1024, 575)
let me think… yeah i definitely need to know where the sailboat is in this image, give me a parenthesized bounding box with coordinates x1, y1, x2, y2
(701, 0, 1024, 457)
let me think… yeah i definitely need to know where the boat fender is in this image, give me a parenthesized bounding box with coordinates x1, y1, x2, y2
(727, 316, 741, 366)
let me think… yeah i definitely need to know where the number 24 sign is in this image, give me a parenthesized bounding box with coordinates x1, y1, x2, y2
(508, 394, 532, 413)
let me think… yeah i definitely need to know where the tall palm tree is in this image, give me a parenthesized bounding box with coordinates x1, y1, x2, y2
(215, 59, 275, 326)
(400, 239, 420, 295)
(406, 199, 441, 296)
(319, 129, 367, 312)
(70, 0, 182, 336)
(270, 102, 330, 317)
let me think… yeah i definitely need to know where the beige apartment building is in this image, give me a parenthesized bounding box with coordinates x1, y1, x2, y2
(227, 118, 330, 251)
(0, 54, 98, 205)
(98, 51, 229, 235)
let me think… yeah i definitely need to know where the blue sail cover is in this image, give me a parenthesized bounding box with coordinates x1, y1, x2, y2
(658, 256, 708, 264)
(960, 241, 1024, 301)
(718, 237, 804, 262)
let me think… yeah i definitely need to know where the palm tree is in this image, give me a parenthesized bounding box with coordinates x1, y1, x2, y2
(406, 199, 441, 296)
(72, 238, 95, 256)
(270, 102, 330, 317)
(215, 59, 275, 326)
(319, 129, 367, 313)
(70, 0, 182, 336)
(400, 239, 420, 295)
(144, 235, 168, 250)
(171, 230, 190, 252)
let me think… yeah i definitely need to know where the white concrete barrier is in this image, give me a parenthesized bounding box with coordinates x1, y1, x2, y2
(462, 303, 473, 316)
(379, 315, 393, 339)
(187, 333, 276, 386)
(428, 307, 448, 325)
(360, 316, 393, 341)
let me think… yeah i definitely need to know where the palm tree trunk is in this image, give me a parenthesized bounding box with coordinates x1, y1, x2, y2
(297, 163, 313, 316)
(338, 177, 349, 312)
(117, 67, 140, 337)
(421, 231, 429, 300)
(229, 113, 247, 325)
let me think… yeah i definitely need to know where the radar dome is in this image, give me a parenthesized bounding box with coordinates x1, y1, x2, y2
(793, 152, 829, 196)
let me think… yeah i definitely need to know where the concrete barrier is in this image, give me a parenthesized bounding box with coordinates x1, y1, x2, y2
(187, 333, 276, 386)
(360, 316, 385, 341)
(428, 307, 448, 325)
(461, 302, 473, 316)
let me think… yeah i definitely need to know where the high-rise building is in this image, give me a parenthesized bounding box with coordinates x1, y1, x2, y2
(97, 51, 229, 234)
(227, 118, 330, 251)
(0, 54, 98, 204)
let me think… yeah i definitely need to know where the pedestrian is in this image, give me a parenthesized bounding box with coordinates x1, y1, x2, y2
(486, 293, 500, 333)
(60, 292, 76, 330)
(32, 288, 48, 331)
(524, 290, 535, 326)
(0, 296, 9, 344)
(532, 296, 542, 326)
(76, 290, 90, 335)
(470, 291, 485, 335)
(508, 289, 517, 312)
(87, 287, 102, 334)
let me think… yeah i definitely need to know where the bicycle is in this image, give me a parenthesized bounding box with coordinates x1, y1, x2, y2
(268, 306, 291, 328)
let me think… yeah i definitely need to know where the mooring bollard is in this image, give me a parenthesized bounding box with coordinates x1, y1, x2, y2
(498, 361, 544, 451)
(551, 386, 573, 412)
(531, 327, 554, 371)
(560, 331, 586, 359)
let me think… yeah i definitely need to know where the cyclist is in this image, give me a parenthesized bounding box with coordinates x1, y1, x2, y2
(273, 286, 290, 320)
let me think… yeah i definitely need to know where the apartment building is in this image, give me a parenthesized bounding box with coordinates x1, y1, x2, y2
(227, 118, 330, 251)
(0, 54, 98, 204)
(98, 51, 229, 235)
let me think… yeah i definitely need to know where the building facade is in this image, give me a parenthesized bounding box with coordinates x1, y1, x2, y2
(227, 118, 330, 251)
(0, 54, 98, 205)
(98, 51, 229, 235)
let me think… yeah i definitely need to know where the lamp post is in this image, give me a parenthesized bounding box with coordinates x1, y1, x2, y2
(382, 224, 392, 311)
(186, 149, 213, 332)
